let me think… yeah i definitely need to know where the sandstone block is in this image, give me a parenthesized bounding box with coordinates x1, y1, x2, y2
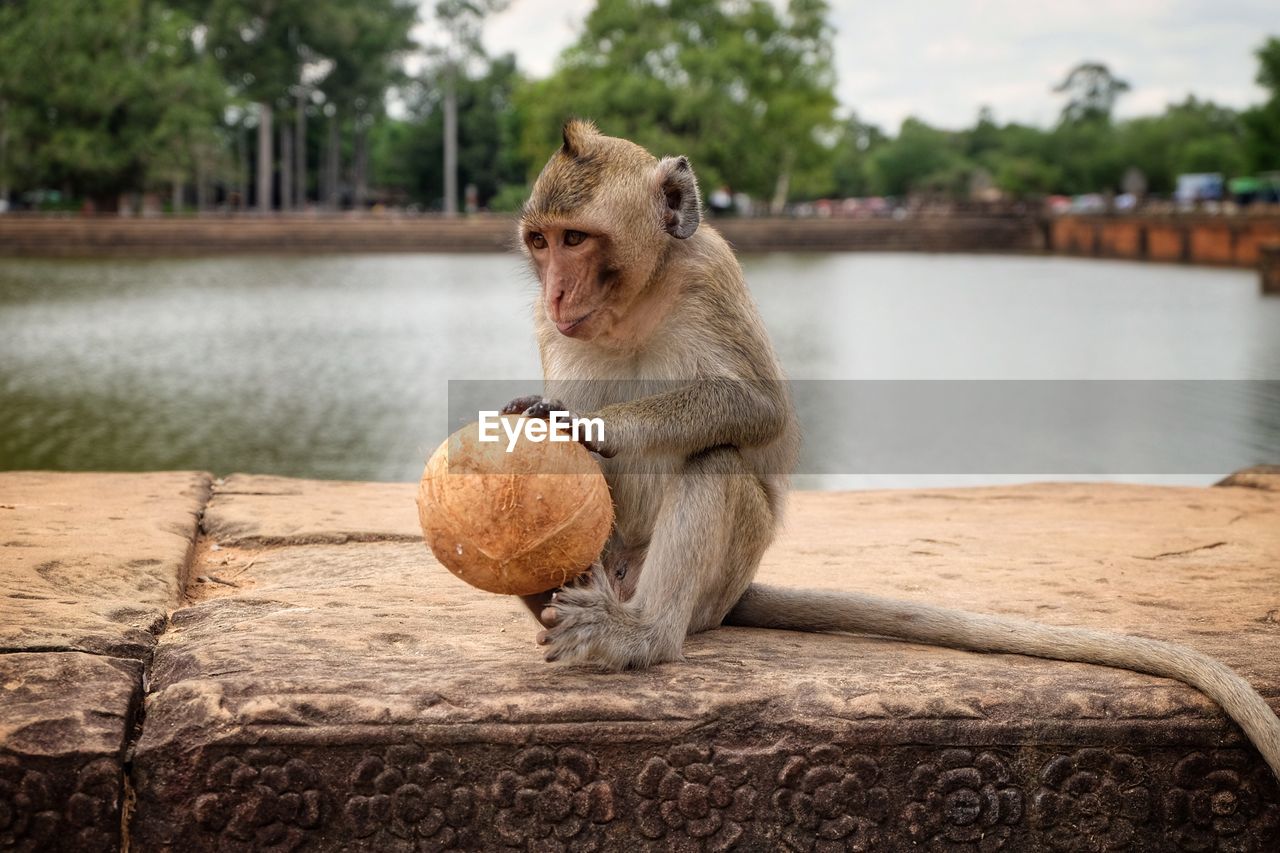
(132, 478, 1280, 851)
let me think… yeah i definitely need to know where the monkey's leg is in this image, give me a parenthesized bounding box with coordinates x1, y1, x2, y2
(538, 447, 772, 669)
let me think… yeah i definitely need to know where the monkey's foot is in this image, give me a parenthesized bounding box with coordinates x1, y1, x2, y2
(536, 569, 677, 670)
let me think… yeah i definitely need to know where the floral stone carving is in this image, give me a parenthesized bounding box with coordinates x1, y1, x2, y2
(491, 745, 615, 852)
(0, 757, 59, 852)
(193, 749, 323, 851)
(635, 742, 757, 851)
(903, 749, 1024, 852)
(1162, 751, 1280, 852)
(773, 745, 890, 852)
(343, 746, 475, 848)
(1030, 748, 1151, 851)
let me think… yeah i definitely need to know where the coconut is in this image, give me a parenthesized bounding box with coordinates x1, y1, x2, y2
(416, 414, 613, 595)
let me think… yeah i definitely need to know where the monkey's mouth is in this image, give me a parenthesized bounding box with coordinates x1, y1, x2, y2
(555, 310, 595, 336)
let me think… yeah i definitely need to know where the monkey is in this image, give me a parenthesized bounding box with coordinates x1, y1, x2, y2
(501, 118, 1280, 782)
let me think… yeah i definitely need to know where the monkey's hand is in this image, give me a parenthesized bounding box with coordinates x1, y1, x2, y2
(499, 395, 615, 457)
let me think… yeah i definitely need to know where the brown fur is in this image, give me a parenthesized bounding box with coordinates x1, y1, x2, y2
(510, 122, 1280, 781)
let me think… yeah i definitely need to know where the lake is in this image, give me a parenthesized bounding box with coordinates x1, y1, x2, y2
(2, 252, 1277, 488)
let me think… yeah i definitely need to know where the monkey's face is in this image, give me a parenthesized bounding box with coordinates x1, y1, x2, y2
(521, 224, 619, 339)
(520, 120, 702, 343)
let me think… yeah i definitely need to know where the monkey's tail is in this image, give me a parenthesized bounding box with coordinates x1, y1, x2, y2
(725, 583, 1280, 781)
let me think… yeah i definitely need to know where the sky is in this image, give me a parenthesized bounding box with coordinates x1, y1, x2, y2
(457, 0, 1275, 132)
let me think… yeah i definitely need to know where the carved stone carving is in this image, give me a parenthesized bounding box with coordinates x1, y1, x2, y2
(491, 746, 614, 852)
(635, 742, 757, 851)
(1162, 751, 1280, 851)
(904, 749, 1024, 851)
(193, 749, 323, 851)
(1031, 748, 1151, 851)
(773, 745, 890, 851)
(0, 757, 59, 852)
(343, 746, 475, 848)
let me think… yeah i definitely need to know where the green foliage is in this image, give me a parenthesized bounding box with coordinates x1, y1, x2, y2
(0, 0, 226, 202)
(512, 0, 839, 203)
(869, 118, 969, 195)
(1116, 98, 1248, 192)
(0, 0, 1276, 208)
(1242, 37, 1280, 172)
(829, 113, 888, 197)
(308, 0, 417, 116)
(372, 53, 526, 208)
(487, 182, 531, 213)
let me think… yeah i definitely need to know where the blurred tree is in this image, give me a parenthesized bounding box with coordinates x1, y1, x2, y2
(964, 106, 1002, 159)
(431, 0, 510, 216)
(513, 0, 839, 207)
(1118, 98, 1246, 191)
(184, 0, 413, 211)
(1044, 117, 1125, 193)
(868, 118, 971, 196)
(1242, 37, 1280, 173)
(308, 0, 416, 209)
(1054, 61, 1130, 124)
(0, 0, 226, 210)
(991, 155, 1061, 196)
(829, 113, 887, 197)
(371, 52, 525, 209)
(189, 0, 314, 210)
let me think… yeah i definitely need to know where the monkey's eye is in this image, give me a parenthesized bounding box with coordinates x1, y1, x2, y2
(528, 232, 547, 250)
(563, 230, 588, 247)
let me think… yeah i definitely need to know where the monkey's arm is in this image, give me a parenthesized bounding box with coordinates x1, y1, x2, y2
(598, 379, 790, 457)
(503, 379, 789, 458)
(727, 584, 1280, 781)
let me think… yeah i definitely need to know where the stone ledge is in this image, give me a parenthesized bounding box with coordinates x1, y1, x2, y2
(0, 471, 210, 852)
(4, 472, 1278, 850)
(130, 476, 1280, 851)
(0, 471, 211, 658)
(0, 652, 144, 852)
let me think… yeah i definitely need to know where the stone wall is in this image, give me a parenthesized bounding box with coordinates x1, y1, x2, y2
(1051, 215, 1280, 268)
(0, 215, 1041, 257)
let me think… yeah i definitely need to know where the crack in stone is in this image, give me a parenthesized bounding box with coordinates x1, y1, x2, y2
(110, 479, 214, 850)
(1134, 541, 1228, 560)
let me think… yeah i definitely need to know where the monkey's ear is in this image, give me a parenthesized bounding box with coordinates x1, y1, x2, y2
(561, 118, 598, 157)
(657, 156, 700, 239)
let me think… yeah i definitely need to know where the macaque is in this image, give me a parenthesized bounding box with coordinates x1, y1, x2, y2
(503, 119, 1280, 781)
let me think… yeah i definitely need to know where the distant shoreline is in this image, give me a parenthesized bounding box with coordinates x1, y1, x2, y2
(0, 214, 1276, 267)
(0, 215, 1037, 258)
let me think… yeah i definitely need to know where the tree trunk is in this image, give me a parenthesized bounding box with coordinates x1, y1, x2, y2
(237, 126, 248, 212)
(353, 121, 368, 210)
(326, 108, 340, 210)
(256, 101, 273, 213)
(443, 65, 458, 217)
(171, 180, 182, 214)
(195, 149, 208, 213)
(770, 150, 793, 215)
(280, 120, 293, 213)
(295, 90, 307, 208)
(0, 99, 9, 211)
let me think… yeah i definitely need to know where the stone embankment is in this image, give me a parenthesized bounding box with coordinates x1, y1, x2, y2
(2, 470, 1278, 850)
(1050, 215, 1280, 268)
(6, 214, 1280, 273)
(0, 215, 1039, 257)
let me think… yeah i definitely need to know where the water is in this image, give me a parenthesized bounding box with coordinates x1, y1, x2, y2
(1, 252, 1277, 487)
